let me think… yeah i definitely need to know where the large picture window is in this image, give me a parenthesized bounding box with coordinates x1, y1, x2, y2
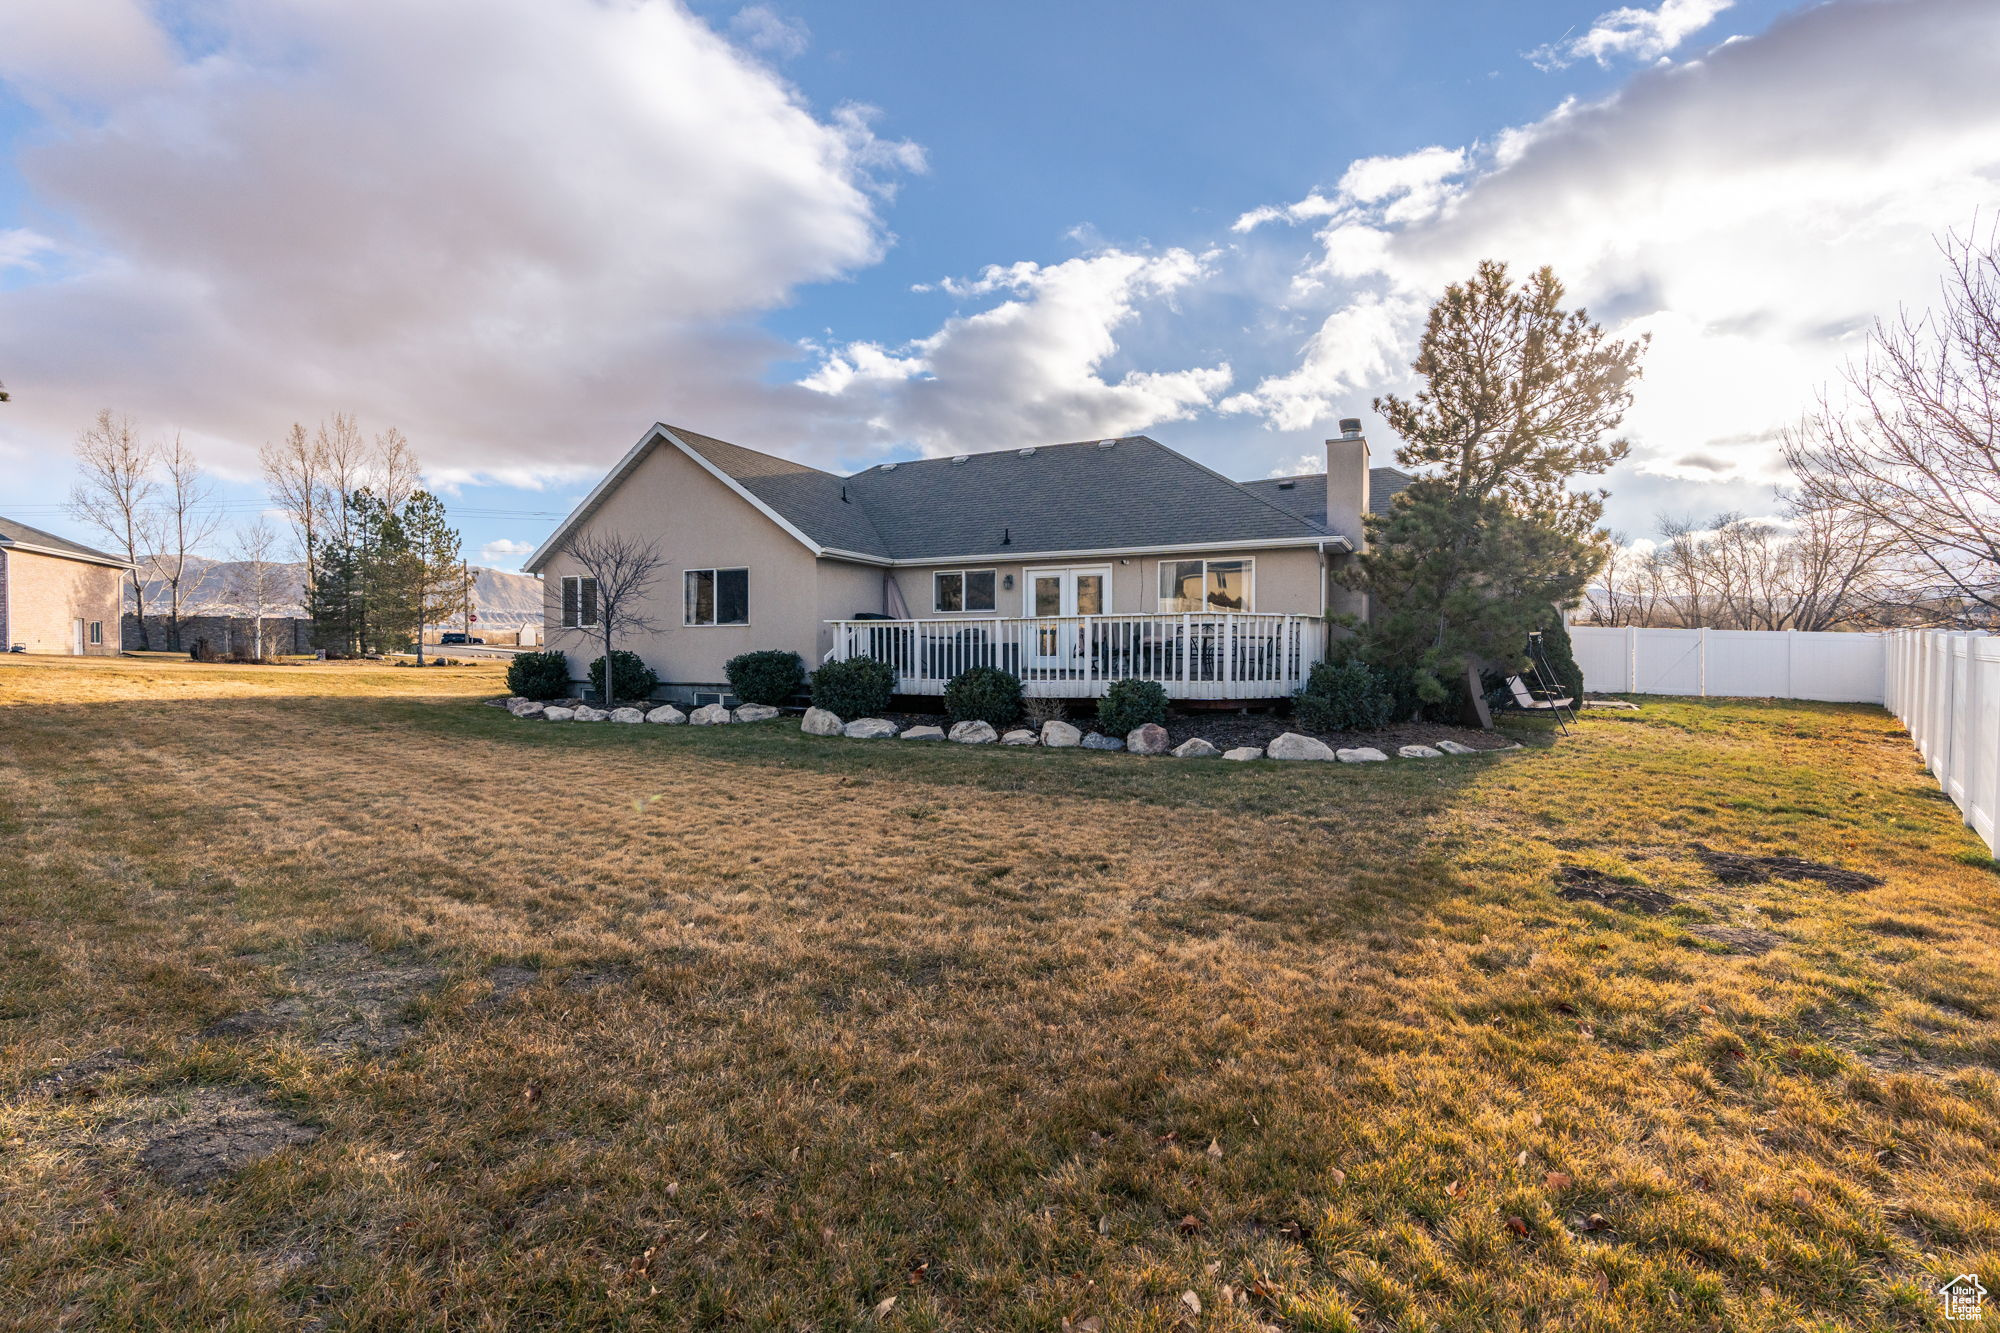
(561, 575, 600, 628)
(684, 568, 749, 626)
(933, 569, 996, 613)
(1158, 558, 1254, 613)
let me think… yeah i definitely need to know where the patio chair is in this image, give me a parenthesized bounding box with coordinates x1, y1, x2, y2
(1505, 675, 1573, 711)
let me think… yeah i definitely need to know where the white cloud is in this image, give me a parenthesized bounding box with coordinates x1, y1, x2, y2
(479, 538, 538, 566)
(799, 249, 1232, 453)
(0, 0, 920, 483)
(0, 228, 57, 272)
(1530, 0, 1734, 69)
(730, 5, 810, 58)
(1267, 454, 1323, 478)
(1227, 0, 2000, 504)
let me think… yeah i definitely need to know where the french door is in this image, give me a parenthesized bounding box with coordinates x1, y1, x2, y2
(1024, 566, 1108, 671)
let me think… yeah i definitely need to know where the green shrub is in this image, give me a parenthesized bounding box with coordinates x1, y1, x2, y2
(588, 649, 659, 703)
(1295, 656, 1393, 732)
(944, 666, 1022, 727)
(1098, 678, 1168, 735)
(726, 649, 806, 706)
(810, 655, 897, 719)
(507, 649, 573, 700)
(1534, 616, 1586, 706)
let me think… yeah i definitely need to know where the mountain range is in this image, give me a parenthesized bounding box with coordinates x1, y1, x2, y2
(137, 557, 544, 627)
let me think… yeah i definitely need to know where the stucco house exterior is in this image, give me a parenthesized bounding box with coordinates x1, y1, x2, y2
(0, 517, 131, 656)
(523, 420, 1409, 705)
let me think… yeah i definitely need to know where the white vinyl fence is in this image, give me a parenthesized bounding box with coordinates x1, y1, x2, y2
(1886, 631, 2000, 855)
(1568, 626, 1887, 703)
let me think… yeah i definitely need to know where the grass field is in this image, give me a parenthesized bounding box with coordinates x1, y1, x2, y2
(2, 654, 1997, 1331)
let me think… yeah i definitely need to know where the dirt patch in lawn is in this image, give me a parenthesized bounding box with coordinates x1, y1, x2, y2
(1689, 924, 1787, 955)
(1554, 865, 1678, 913)
(126, 1087, 320, 1191)
(1695, 845, 1886, 893)
(15, 1048, 140, 1101)
(200, 942, 444, 1055)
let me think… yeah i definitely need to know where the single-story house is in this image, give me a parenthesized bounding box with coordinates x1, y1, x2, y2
(0, 517, 131, 656)
(523, 420, 1410, 705)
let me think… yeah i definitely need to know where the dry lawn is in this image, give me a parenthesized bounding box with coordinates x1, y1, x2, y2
(1, 654, 1997, 1331)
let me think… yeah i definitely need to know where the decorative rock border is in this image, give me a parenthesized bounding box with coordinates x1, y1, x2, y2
(497, 697, 1524, 764)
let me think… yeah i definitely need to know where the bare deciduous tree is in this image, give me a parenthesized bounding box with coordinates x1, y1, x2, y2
(231, 516, 289, 658)
(556, 530, 665, 702)
(67, 409, 159, 649)
(149, 433, 223, 651)
(260, 422, 327, 604)
(1783, 222, 2000, 622)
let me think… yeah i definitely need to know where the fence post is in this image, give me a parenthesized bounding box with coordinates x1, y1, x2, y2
(1698, 627, 1708, 697)
(1785, 629, 1797, 698)
(1626, 625, 1637, 693)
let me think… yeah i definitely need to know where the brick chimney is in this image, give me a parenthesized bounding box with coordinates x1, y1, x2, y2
(1325, 417, 1370, 548)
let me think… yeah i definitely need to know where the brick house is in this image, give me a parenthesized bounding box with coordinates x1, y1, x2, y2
(0, 517, 132, 656)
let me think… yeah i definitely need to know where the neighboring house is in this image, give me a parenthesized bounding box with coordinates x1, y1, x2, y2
(0, 517, 131, 656)
(524, 420, 1411, 704)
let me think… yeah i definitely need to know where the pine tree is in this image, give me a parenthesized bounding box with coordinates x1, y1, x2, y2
(401, 491, 465, 665)
(1355, 261, 1644, 715)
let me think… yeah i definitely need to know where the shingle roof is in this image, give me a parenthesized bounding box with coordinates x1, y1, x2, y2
(0, 516, 130, 568)
(1238, 468, 1417, 524)
(667, 428, 1340, 561)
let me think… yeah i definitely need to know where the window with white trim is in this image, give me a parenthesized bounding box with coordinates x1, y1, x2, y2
(684, 568, 749, 626)
(561, 575, 600, 628)
(1158, 558, 1254, 613)
(88, 621, 103, 645)
(933, 569, 996, 613)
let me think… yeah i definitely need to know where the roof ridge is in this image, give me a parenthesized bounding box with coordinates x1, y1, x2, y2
(1144, 438, 1333, 537)
(0, 515, 126, 564)
(660, 422, 843, 478)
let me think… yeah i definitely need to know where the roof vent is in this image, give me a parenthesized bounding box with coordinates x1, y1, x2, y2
(951, 454, 970, 464)
(1017, 447, 1036, 458)
(1002, 527, 1011, 546)
(1277, 479, 1296, 490)
(1338, 417, 1363, 439)
(882, 462, 897, 471)
(840, 485, 850, 503)
(1096, 438, 1117, 449)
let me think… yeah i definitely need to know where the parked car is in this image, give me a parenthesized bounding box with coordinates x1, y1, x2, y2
(440, 632, 485, 645)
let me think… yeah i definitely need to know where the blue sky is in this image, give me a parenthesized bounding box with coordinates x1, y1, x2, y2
(1, 0, 1994, 569)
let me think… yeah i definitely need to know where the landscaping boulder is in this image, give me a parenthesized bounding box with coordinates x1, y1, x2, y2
(732, 704, 782, 723)
(1337, 747, 1389, 763)
(1222, 746, 1264, 761)
(1267, 732, 1336, 761)
(949, 720, 999, 744)
(1435, 739, 1479, 755)
(1040, 720, 1082, 748)
(506, 698, 545, 718)
(800, 706, 843, 736)
(900, 725, 946, 741)
(1126, 723, 1171, 755)
(608, 707, 646, 724)
(1172, 738, 1219, 758)
(1000, 729, 1039, 745)
(646, 705, 686, 725)
(542, 706, 576, 722)
(688, 704, 732, 725)
(1397, 744, 1443, 759)
(843, 718, 898, 739)
(1080, 732, 1125, 751)
(571, 706, 609, 722)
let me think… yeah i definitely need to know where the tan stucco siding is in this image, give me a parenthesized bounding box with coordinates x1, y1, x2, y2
(814, 559, 884, 664)
(0, 548, 124, 655)
(539, 442, 830, 687)
(884, 545, 1329, 619)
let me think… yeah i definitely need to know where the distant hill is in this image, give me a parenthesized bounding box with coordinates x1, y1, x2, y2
(140, 557, 544, 627)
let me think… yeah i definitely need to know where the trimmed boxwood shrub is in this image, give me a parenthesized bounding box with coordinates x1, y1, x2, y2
(507, 649, 573, 701)
(1098, 678, 1168, 735)
(810, 655, 896, 719)
(945, 665, 1022, 728)
(726, 649, 806, 706)
(588, 649, 659, 704)
(1295, 656, 1393, 732)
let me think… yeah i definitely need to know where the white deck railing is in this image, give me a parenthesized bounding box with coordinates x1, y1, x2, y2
(824, 613, 1327, 700)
